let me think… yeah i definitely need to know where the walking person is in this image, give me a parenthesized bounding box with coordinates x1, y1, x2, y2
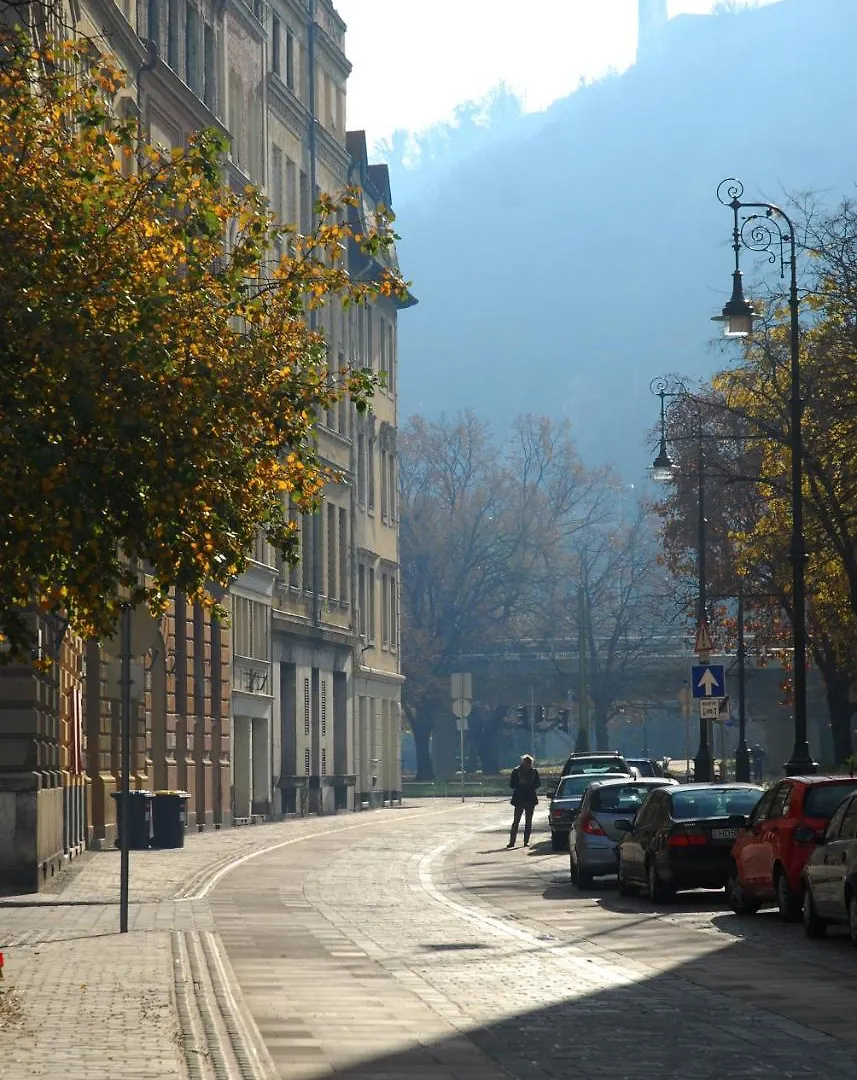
(751, 743, 766, 783)
(507, 754, 541, 848)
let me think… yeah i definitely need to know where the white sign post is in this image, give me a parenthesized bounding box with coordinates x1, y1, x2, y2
(451, 673, 472, 802)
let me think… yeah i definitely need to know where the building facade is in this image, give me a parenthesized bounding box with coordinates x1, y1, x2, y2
(0, 0, 411, 890)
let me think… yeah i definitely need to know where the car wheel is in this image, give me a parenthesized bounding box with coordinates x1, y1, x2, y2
(848, 891, 857, 948)
(647, 861, 673, 903)
(551, 830, 568, 852)
(617, 861, 635, 897)
(802, 882, 827, 939)
(776, 868, 802, 923)
(726, 864, 760, 915)
(577, 866, 594, 889)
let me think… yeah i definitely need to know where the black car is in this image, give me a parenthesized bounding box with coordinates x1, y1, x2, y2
(560, 750, 633, 779)
(616, 783, 763, 900)
(627, 758, 663, 778)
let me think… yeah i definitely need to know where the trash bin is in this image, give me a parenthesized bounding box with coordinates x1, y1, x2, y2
(151, 791, 191, 849)
(111, 790, 153, 849)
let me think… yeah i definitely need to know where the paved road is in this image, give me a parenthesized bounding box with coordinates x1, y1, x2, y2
(212, 800, 857, 1080)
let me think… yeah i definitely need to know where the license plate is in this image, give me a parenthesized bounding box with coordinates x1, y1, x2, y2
(711, 828, 738, 840)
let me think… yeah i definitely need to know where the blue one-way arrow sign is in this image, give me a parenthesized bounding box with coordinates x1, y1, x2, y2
(691, 664, 725, 699)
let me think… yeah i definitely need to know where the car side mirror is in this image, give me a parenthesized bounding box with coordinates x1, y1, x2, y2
(793, 825, 817, 844)
(614, 819, 633, 833)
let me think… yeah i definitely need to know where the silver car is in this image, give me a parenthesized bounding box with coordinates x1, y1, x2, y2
(548, 772, 628, 851)
(570, 775, 678, 888)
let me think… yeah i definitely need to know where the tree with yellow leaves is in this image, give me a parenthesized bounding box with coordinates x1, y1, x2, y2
(0, 31, 406, 658)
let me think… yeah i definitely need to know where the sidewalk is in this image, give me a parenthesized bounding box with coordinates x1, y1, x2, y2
(0, 812, 399, 1080)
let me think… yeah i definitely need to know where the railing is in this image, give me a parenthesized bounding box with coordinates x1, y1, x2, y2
(402, 780, 508, 799)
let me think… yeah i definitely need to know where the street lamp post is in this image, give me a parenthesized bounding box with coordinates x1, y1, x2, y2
(714, 178, 816, 775)
(650, 377, 713, 782)
(735, 582, 751, 782)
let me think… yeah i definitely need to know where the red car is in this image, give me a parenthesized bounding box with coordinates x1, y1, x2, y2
(727, 775, 857, 920)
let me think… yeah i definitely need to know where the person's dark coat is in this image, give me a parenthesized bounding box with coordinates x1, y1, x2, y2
(509, 765, 541, 808)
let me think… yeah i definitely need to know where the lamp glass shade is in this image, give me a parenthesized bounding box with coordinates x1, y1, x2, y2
(650, 442, 678, 483)
(725, 311, 754, 337)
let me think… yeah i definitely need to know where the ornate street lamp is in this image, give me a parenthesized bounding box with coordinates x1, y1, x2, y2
(649, 376, 713, 782)
(715, 179, 816, 775)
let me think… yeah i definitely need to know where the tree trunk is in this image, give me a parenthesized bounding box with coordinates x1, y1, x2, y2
(470, 705, 504, 775)
(824, 675, 854, 767)
(410, 713, 435, 782)
(593, 708, 610, 751)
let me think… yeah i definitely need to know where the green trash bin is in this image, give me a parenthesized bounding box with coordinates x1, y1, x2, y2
(151, 791, 191, 849)
(112, 790, 153, 849)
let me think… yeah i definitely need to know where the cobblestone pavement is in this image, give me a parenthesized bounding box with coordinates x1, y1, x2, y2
(0, 806, 462, 1080)
(212, 802, 857, 1080)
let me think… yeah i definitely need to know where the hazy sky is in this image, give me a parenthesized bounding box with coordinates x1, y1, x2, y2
(335, 0, 781, 141)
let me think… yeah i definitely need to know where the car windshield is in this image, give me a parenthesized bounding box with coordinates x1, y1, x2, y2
(590, 783, 667, 814)
(566, 761, 627, 775)
(804, 782, 857, 819)
(554, 775, 601, 798)
(628, 760, 657, 777)
(669, 787, 761, 821)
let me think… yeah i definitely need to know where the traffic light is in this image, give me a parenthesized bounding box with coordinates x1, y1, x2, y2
(515, 705, 529, 728)
(535, 705, 548, 730)
(557, 708, 570, 733)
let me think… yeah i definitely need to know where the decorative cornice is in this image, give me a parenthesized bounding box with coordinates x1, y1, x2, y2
(266, 72, 309, 141)
(226, 0, 266, 43)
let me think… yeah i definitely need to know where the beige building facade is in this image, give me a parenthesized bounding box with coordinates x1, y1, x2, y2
(0, 0, 412, 889)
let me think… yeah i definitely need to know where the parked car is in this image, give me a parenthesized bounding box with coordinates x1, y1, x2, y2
(801, 791, 857, 942)
(727, 775, 857, 921)
(560, 750, 633, 778)
(569, 776, 678, 887)
(548, 772, 628, 851)
(617, 783, 763, 900)
(627, 758, 664, 778)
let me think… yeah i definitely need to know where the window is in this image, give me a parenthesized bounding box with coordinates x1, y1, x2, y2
(337, 355, 347, 435)
(321, 679, 327, 737)
(367, 436, 375, 510)
(304, 747, 311, 775)
(203, 24, 216, 110)
(286, 158, 297, 224)
(840, 798, 857, 840)
(299, 169, 310, 232)
(338, 508, 348, 604)
(167, 0, 178, 70)
(301, 514, 313, 592)
(148, 0, 160, 50)
(804, 782, 857, 819)
(380, 448, 388, 520)
(387, 323, 396, 397)
(368, 567, 376, 643)
(388, 453, 396, 521)
(770, 783, 793, 819)
(233, 596, 270, 662)
(321, 748, 327, 776)
(357, 434, 367, 505)
(271, 15, 281, 75)
(358, 565, 366, 638)
(326, 503, 337, 601)
(380, 573, 389, 647)
(285, 29, 295, 89)
(389, 575, 397, 648)
(303, 677, 311, 736)
(826, 799, 850, 841)
(288, 500, 300, 588)
(185, 4, 200, 95)
(271, 145, 283, 221)
(749, 786, 777, 826)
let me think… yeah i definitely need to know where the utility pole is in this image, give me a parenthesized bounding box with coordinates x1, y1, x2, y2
(529, 683, 535, 756)
(577, 585, 590, 751)
(119, 605, 132, 934)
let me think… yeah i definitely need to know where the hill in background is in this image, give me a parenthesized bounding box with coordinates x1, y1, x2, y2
(388, 0, 857, 479)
